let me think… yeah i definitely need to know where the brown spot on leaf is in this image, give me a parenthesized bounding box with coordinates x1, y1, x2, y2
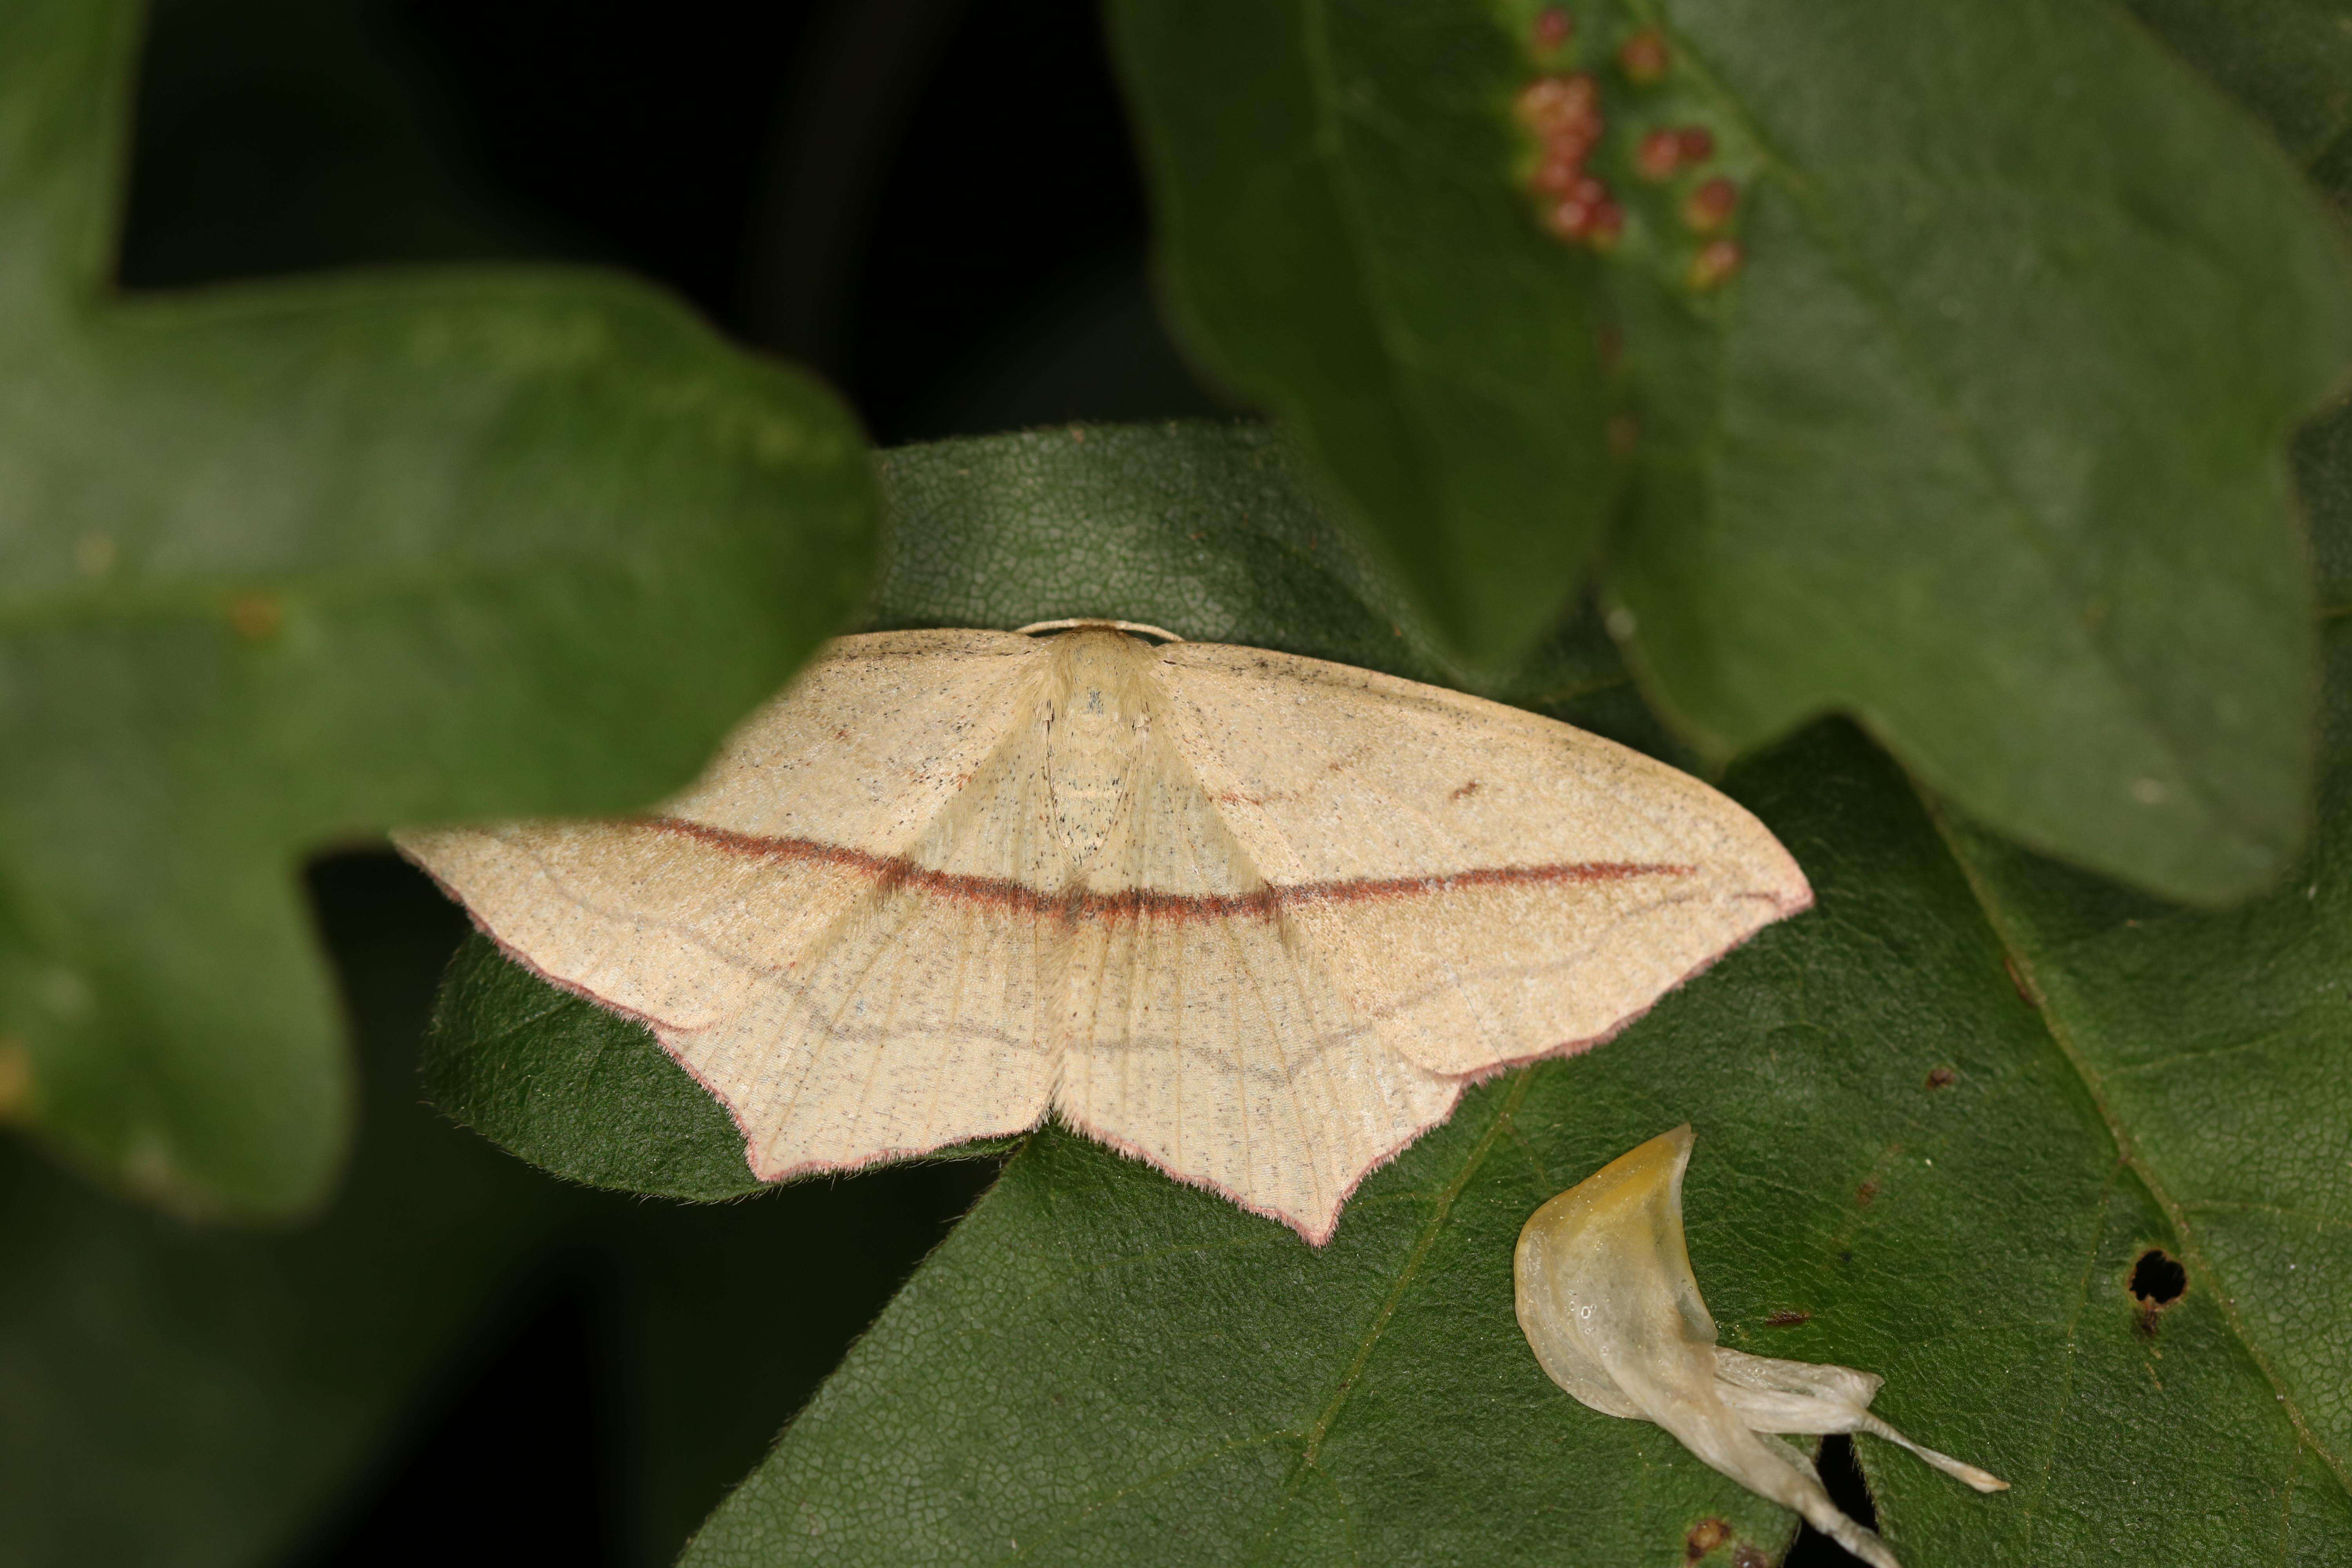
(1637, 126, 1714, 181)
(1927, 1065, 1956, 1089)
(1618, 28, 1669, 82)
(1451, 780, 1481, 801)
(1543, 165, 1606, 207)
(1531, 6, 1573, 51)
(1856, 1178, 1879, 1207)
(1688, 238, 1742, 290)
(1764, 1310, 1812, 1327)
(1530, 148, 1586, 195)
(2003, 952, 2037, 1005)
(1517, 74, 1601, 142)
(1636, 129, 1684, 181)
(1515, 72, 1623, 251)
(1685, 1516, 1733, 1558)
(0, 1037, 32, 1119)
(228, 593, 283, 642)
(1543, 187, 1621, 246)
(1683, 176, 1737, 233)
(1586, 199, 1625, 248)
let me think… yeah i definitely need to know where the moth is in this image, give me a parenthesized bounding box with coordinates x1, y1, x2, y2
(400, 621, 1810, 1241)
(1516, 1126, 2007, 1567)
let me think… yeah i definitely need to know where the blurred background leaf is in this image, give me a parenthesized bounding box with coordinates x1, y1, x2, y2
(2116, 0, 2352, 616)
(1110, 0, 2352, 907)
(0, 0, 876, 1218)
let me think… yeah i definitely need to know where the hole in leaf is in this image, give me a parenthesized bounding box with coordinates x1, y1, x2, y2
(2131, 1248, 2188, 1335)
(2130, 1249, 2187, 1305)
(1782, 1434, 1878, 1566)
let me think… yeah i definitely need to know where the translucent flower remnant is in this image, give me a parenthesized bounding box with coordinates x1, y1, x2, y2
(1514, 1125, 2006, 1568)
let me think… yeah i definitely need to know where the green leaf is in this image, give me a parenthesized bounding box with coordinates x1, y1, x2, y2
(1928, 658, 2352, 1496)
(863, 423, 1446, 681)
(1110, 0, 2352, 904)
(683, 663, 2352, 1567)
(423, 931, 769, 1202)
(1106, 0, 1619, 667)
(2121, 0, 2352, 171)
(0, 0, 875, 1218)
(593, 1158, 1002, 1568)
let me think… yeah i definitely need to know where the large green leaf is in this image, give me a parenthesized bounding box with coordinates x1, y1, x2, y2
(681, 668, 2352, 1568)
(417, 423, 2349, 1562)
(1108, 1, 1622, 669)
(1929, 698, 2352, 1495)
(1109, 0, 2352, 906)
(0, 0, 875, 1218)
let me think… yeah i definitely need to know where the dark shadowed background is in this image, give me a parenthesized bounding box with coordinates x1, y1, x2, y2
(120, 2, 1209, 1563)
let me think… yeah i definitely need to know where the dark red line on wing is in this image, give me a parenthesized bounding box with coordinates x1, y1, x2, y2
(645, 817, 1691, 923)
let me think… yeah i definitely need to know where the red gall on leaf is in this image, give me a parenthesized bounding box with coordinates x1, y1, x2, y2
(1684, 176, 1738, 234)
(1516, 74, 1601, 140)
(1617, 28, 1669, 84)
(1689, 237, 1742, 289)
(1636, 130, 1684, 181)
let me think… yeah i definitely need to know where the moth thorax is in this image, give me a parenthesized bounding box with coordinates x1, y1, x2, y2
(1045, 630, 1152, 871)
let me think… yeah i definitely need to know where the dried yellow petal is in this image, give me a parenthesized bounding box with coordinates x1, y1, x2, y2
(1515, 1125, 2005, 1568)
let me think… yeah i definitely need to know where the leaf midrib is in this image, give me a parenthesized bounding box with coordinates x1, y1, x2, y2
(979, 1071, 1537, 1566)
(1925, 799, 2352, 1500)
(1244, 1069, 1534, 1559)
